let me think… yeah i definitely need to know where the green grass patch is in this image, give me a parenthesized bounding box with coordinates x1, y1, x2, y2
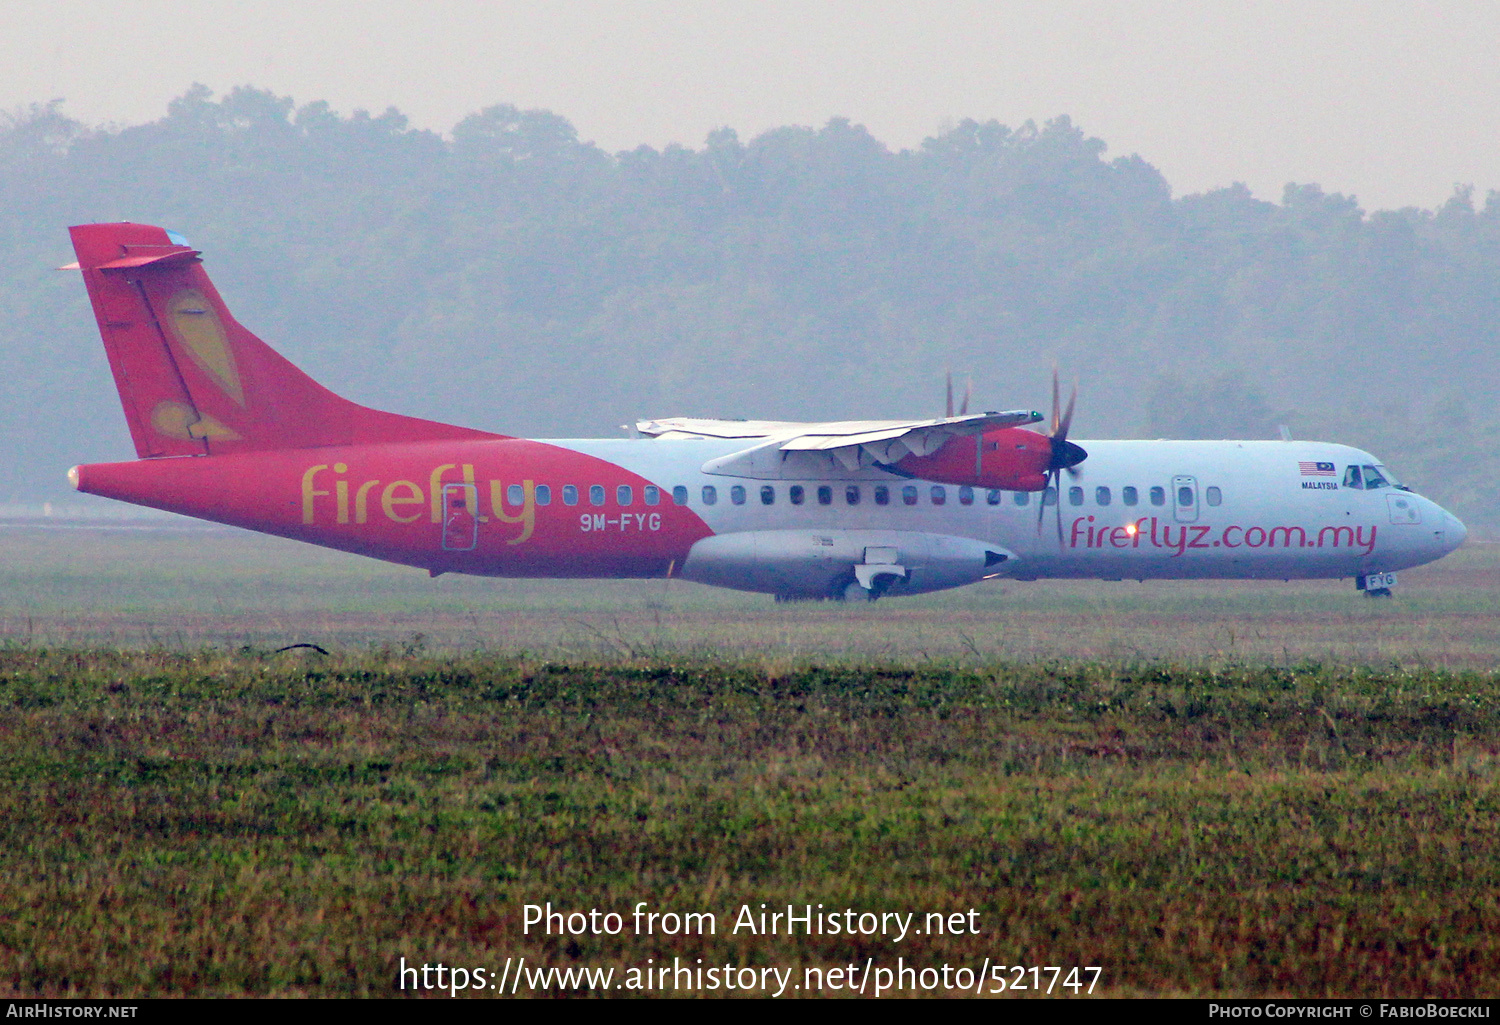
(2, 649, 1500, 996)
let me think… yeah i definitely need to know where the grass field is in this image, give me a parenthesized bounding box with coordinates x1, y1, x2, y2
(3, 522, 1498, 666)
(1, 524, 1498, 998)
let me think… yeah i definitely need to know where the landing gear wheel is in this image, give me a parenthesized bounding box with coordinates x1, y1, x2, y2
(863, 572, 903, 601)
(840, 580, 876, 603)
(1364, 587, 1393, 598)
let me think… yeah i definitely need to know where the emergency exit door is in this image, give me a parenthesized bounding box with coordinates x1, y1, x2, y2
(1172, 475, 1199, 523)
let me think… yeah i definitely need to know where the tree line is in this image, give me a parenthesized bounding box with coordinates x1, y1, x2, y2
(2, 86, 1494, 525)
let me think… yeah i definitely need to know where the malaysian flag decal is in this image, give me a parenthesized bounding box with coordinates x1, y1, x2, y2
(1299, 461, 1336, 476)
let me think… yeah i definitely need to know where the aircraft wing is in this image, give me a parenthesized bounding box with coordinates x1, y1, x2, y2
(637, 410, 1042, 474)
(635, 418, 810, 440)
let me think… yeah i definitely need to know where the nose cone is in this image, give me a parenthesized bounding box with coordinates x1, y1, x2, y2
(1446, 511, 1469, 552)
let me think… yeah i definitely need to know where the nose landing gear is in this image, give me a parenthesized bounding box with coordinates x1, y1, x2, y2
(1357, 571, 1397, 598)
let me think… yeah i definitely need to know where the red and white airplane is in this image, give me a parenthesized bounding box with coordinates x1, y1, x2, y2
(65, 223, 1465, 600)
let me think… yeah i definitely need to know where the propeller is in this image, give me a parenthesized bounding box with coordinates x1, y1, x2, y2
(944, 371, 972, 418)
(1037, 368, 1088, 543)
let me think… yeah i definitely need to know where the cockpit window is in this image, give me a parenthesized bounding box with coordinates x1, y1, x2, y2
(1344, 463, 1407, 491)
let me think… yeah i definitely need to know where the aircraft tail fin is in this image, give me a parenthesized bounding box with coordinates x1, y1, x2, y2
(68, 223, 500, 458)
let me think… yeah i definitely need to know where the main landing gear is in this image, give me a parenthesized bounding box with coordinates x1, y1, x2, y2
(1357, 572, 1398, 598)
(772, 570, 905, 604)
(772, 584, 881, 603)
(836, 566, 906, 602)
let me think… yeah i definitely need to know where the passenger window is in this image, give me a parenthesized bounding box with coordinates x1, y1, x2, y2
(760, 485, 775, 505)
(701, 485, 717, 505)
(1123, 486, 1138, 506)
(617, 485, 633, 506)
(1177, 486, 1194, 507)
(958, 486, 974, 506)
(902, 485, 919, 506)
(590, 485, 606, 507)
(789, 485, 805, 505)
(507, 484, 524, 506)
(1342, 465, 1363, 490)
(563, 485, 579, 506)
(986, 489, 1002, 506)
(1149, 486, 1165, 507)
(845, 485, 860, 505)
(730, 485, 746, 505)
(1043, 487, 1057, 507)
(874, 485, 890, 506)
(671, 485, 688, 506)
(1014, 491, 1030, 507)
(1068, 486, 1083, 507)
(1206, 486, 1222, 506)
(1361, 465, 1389, 489)
(817, 485, 832, 505)
(930, 485, 947, 506)
(1096, 486, 1111, 506)
(644, 485, 660, 506)
(535, 485, 552, 506)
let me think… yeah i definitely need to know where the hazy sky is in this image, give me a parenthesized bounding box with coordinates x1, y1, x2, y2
(4, 1, 1497, 211)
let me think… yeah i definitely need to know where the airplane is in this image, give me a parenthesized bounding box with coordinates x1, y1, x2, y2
(62, 222, 1466, 601)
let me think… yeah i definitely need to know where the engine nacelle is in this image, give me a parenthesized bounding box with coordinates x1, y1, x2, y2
(893, 427, 1051, 491)
(680, 529, 1016, 600)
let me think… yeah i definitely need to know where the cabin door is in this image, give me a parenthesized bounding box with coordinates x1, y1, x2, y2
(441, 483, 479, 551)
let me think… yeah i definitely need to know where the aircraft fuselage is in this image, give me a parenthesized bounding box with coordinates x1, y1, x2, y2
(73, 435, 1466, 599)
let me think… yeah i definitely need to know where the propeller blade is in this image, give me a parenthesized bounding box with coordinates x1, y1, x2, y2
(1044, 372, 1086, 475)
(1055, 474, 1065, 545)
(945, 371, 954, 418)
(959, 377, 971, 417)
(1034, 471, 1066, 543)
(1051, 369, 1061, 435)
(1058, 384, 1077, 443)
(1040, 368, 1086, 542)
